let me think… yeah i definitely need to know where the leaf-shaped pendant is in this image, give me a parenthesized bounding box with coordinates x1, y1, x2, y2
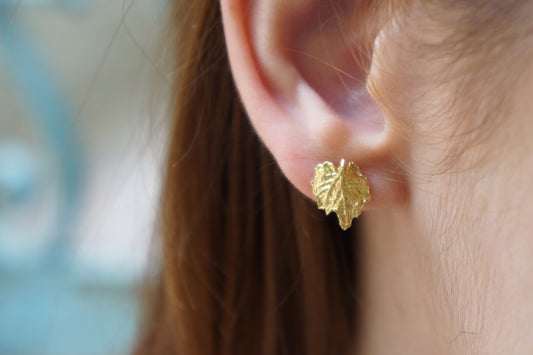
(310, 159, 371, 230)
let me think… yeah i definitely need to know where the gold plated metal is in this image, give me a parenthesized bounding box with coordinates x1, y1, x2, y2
(310, 159, 371, 230)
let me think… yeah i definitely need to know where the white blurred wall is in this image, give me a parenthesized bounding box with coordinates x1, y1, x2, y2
(0, 0, 169, 280)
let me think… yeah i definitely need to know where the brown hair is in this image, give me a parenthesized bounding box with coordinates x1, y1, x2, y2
(134, 1, 361, 354)
(134, 0, 533, 354)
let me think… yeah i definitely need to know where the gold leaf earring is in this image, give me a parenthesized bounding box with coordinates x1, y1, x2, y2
(310, 159, 371, 231)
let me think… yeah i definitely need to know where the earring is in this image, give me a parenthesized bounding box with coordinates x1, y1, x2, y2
(310, 159, 371, 231)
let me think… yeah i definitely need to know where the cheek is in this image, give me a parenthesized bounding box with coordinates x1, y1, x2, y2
(370, 27, 451, 130)
(367, 17, 486, 171)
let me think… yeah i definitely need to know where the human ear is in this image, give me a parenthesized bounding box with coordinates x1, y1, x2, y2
(220, 0, 408, 208)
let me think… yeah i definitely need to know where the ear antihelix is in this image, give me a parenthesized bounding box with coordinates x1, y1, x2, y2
(310, 159, 371, 230)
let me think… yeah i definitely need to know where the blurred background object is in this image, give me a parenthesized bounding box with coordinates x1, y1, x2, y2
(0, 0, 169, 354)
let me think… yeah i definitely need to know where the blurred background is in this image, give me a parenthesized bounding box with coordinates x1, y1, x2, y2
(0, 0, 169, 354)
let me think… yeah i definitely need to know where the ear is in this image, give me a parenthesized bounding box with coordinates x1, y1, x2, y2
(220, 0, 408, 208)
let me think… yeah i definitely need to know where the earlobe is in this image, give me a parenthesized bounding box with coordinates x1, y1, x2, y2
(221, 0, 409, 209)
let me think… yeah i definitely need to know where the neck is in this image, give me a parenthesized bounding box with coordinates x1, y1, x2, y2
(357, 160, 533, 355)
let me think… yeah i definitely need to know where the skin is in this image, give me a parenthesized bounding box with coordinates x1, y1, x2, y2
(221, 0, 533, 353)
